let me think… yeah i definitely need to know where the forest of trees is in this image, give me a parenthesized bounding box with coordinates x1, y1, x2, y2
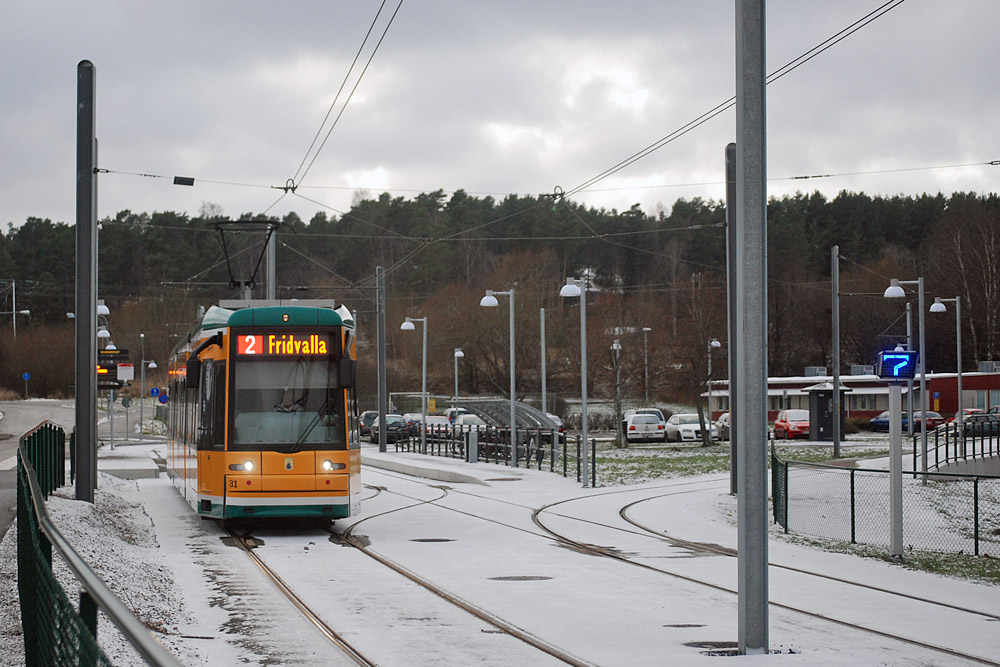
(1, 188, 998, 411)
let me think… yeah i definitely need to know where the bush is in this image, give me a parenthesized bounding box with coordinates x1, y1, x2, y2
(846, 417, 867, 434)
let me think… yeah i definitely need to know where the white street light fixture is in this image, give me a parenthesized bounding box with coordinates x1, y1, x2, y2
(400, 316, 428, 454)
(885, 277, 928, 476)
(453, 348, 464, 406)
(560, 277, 589, 487)
(930, 296, 963, 434)
(481, 288, 517, 466)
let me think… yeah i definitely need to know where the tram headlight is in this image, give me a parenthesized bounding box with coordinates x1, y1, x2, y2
(243, 460, 254, 472)
(322, 459, 334, 471)
(230, 460, 255, 472)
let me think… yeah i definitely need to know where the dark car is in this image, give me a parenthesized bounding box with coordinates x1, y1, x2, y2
(359, 410, 379, 437)
(371, 414, 409, 443)
(963, 413, 1000, 436)
(870, 410, 945, 432)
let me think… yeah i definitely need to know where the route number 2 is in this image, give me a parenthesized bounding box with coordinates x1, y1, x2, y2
(238, 335, 260, 355)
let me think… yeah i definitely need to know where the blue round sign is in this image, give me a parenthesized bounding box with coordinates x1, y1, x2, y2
(22, 373, 30, 381)
(158, 394, 169, 404)
(150, 387, 160, 397)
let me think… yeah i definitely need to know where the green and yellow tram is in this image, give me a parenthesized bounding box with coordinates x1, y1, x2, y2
(167, 300, 360, 520)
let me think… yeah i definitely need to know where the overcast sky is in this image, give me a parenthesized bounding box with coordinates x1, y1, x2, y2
(3, 1, 998, 229)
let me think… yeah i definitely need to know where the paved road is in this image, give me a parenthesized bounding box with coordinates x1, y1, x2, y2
(0, 400, 77, 541)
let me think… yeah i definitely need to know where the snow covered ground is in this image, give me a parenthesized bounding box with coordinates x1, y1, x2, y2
(2, 438, 999, 666)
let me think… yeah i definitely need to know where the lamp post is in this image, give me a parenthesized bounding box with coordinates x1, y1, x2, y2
(705, 338, 721, 447)
(642, 327, 652, 403)
(453, 348, 464, 406)
(930, 296, 962, 435)
(611, 339, 622, 445)
(139, 333, 158, 435)
(400, 316, 428, 455)
(480, 288, 517, 466)
(1, 309, 30, 338)
(884, 278, 928, 475)
(560, 277, 589, 487)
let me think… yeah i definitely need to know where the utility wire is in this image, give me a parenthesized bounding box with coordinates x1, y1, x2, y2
(562, 0, 907, 199)
(296, 0, 406, 187)
(290, 1, 389, 185)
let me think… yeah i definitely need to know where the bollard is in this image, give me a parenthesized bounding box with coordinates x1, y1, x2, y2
(468, 430, 479, 463)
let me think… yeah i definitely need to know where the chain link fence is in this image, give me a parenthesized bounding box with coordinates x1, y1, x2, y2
(772, 449, 1000, 557)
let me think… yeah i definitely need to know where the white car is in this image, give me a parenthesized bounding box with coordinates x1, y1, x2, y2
(622, 408, 668, 441)
(625, 414, 664, 443)
(665, 413, 718, 442)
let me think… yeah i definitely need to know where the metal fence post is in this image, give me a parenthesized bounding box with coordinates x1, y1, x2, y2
(576, 435, 581, 482)
(591, 438, 596, 488)
(850, 469, 856, 544)
(974, 477, 980, 556)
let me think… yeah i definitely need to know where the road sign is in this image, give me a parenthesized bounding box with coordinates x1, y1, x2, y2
(158, 394, 169, 404)
(876, 350, 918, 380)
(22, 373, 30, 381)
(150, 387, 160, 397)
(121, 397, 133, 408)
(117, 363, 135, 381)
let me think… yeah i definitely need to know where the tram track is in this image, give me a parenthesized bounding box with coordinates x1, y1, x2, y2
(365, 468, 1000, 665)
(229, 531, 376, 667)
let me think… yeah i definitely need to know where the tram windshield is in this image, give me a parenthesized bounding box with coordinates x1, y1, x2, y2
(231, 354, 346, 451)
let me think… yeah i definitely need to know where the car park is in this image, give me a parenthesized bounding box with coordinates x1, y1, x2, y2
(625, 414, 665, 443)
(370, 414, 409, 443)
(773, 409, 809, 439)
(665, 413, 717, 442)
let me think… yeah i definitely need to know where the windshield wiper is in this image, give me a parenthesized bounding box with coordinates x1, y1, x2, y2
(287, 397, 333, 453)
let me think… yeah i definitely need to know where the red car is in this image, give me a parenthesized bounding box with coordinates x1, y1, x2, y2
(773, 409, 810, 439)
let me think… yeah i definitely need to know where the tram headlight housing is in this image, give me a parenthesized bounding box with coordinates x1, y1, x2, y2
(228, 460, 255, 472)
(243, 460, 254, 472)
(322, 459, 345, 471)
(322, 459, 334, 471)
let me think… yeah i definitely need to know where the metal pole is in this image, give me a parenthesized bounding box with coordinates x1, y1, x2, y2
(377, 266, 387, 453)
(642, 328, 650, 404)
(454, 350, 459, 406)
(421, 318, 428, 455)
(918, 278, 927, 476)
(266, 230, 276, 300)
(11, 280, 16, 339)
(140, 333, 145, 432)
(580, 280, 589, 487)
(832, 246, 841, 458)
(906, 303, 914, 437)
(735, 0, 768, 653)
(509, 289, 517, 467)
(889, 382, 903, 559)
(75, 60, 98, 503)
(726, 142, 738, 496)
(540, 308, 547, 414)
(956, 297, 963, 434)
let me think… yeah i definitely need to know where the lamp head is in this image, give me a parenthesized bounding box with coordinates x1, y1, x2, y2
(454, 348, 464, 358)
(642, 327, 652, 333)
(148, 361, 158, 369)
(929, 297, 946, 313)
(883, 279, 906, 299)
(559, 278, 581, 298)
(710, 338, 721, 348)
(400, 318, 416, 331)
(480, 291, 499, 307)
(97, 328, 110, 339)
(97, 304, 110, 316)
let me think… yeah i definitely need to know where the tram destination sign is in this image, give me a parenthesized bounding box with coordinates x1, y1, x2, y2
(237, 333, 331, 357)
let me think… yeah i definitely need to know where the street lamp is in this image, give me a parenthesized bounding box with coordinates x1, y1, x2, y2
(560, 278, 589, 487)
(453, 348, 464, 406)
(930, 296, 962, 433)
(884, 278, 928, 475)
(400, 316, 428, 455)
(642, 327, 652, 403)
(0, 309, 31, 338)
(611, 339, 622, 445)
(480, 288, 517, 466)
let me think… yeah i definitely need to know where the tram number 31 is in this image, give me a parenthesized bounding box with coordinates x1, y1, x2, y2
(228, 478, 239, 488)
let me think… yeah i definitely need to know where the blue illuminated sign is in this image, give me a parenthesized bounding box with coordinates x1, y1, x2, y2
(876, 350, 918, 380)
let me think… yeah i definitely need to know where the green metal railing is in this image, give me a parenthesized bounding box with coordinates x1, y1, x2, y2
(17, 421, 180, 666)
(772, 447, 1000, 557)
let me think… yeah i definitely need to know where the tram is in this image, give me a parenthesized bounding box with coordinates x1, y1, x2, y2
(166, 300, 360, 520)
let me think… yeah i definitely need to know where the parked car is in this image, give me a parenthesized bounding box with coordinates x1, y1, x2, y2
(444, 407, 470, 423)
(623, 408, 668, 441)
(625, 414, 665, 443)
(424, 415, 451, 435)
(401, 412, 424, 436)
(455, 413, 487, 427)
(963, 413, 1000, 435)
(370, 414, 409, 443)
(913, 411, 946, 430)
(359, 410, 379, 437)
(665, 413, 717, 442)
(950, 408, 984, 423)
(715, 412, 731, 440)
(545, 413, 565, 433)
(773, 409, 810, 439)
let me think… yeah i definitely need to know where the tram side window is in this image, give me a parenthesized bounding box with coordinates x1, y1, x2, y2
(197, 360, 226, 450)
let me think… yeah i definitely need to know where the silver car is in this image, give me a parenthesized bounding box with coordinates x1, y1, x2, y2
(665, 413, 718, 442)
